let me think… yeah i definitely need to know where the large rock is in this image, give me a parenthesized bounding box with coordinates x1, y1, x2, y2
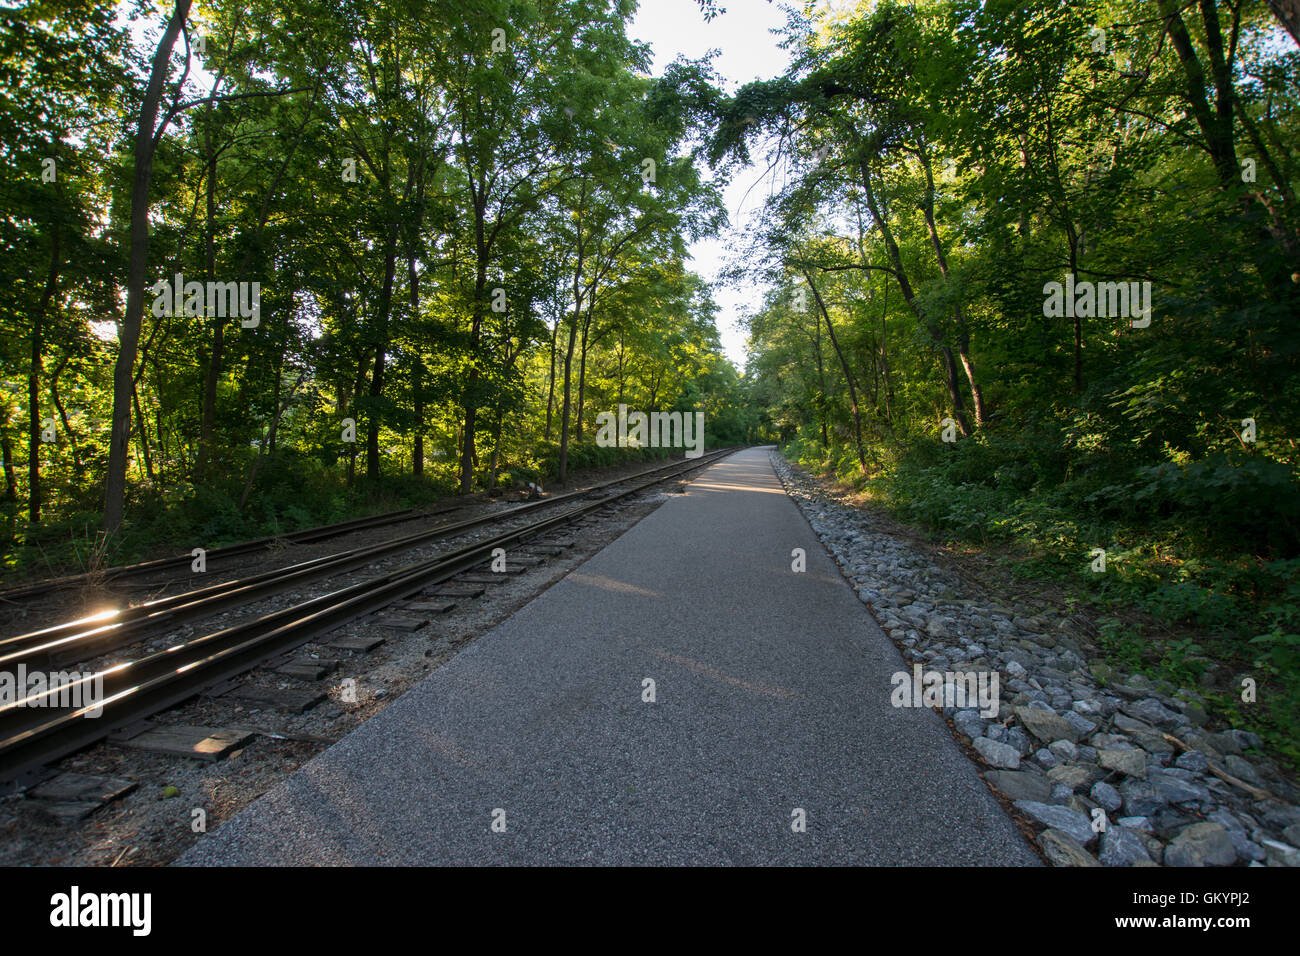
(1164, 823, 1237, 867)
(985, 770, 1052, 803)
(1064, 711, 1099, 738)
(1100, 826, 1153, 867)
(1039, 829, 1101, 867)
(1004, 726, 1034, 756)
(1049, 739, 1078, 762)
(1121, 698, 1183, 731)
(953, 710, 986, 740)
(1182, 731, 1224, 760)
(1091, 781, 1123, 813)
(1224, 755, 1262, 785)
(1047, 764, 1093, 792)
(1098, 748, 1147, 779)
(1067, 794, 1098, 816)
(1072, 698, 1107, 719)
(1212, 729, 1261, 754)
(1227, 829, 1267, 863)
(1120, 780, 1169, 818)
(1014, 800, 1095, 845)
(1206, 808, 1246, 832)
(1258, 803, 1300, 831)
(1153, 808, 1194, 838)
(1207, 731, 1242, 755)
(1175, 750, 1209, 773)
(1176, 700, 1209, 726)
(1015, 706, 1080, 744)
(973, 736, 1021, 769)
(1117, 815, 1154, 832)
(1262, 840, 1300, 867)
(1149, 771, 1210, 805)
(1113, 714, 1172, 753)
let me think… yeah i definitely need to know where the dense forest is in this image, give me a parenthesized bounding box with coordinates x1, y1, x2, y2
(1, 0, 757, 571)
(714, 1, 1299, 755)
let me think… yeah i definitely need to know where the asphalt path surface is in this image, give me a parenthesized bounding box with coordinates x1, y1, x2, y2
(179, 447, 1038, 865)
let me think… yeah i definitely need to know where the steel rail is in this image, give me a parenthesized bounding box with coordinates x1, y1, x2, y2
(0, 506, 441, 603)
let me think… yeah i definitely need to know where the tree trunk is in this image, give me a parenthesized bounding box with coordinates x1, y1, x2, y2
(367, 228, 398, 481)
(50, 354, 82, 473)
(804, 271, 867, 469)
(1, 422, 16, 502)
(558, 203, 588, 483)
(545, 319, 558, 440)
(558, 310, 580, 484)
(488, 408, 504, 490)
(917, 146, 986, 424)
(1066, 227, 1083, 394)
(409, 250, 424, 478)
(813, 309, 828, 447)
(413, 359, 425, 477)
(27, 218, 61, 523)
(132, 384, 154, 483)
(880, 275, 893, 426)
(104, 0, 192, 534)
(576, 313, 591, 440)
(1266, 0, 1300, 46)
(459, 192, 490, 494)
(859, 159, 972, 436)
(197, 115, 221, 478)
(1160, 0, 1297, 304)
(347, 357, 367, 487)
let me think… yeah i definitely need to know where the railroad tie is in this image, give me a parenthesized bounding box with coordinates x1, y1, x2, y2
(219, 684, 327, 714)
(326, 634, 386, 653)
(23, 771, 137, 825)
(276, 657, 339, 680)
(373, 615, 429, 632)
(110, 722, 253, 762)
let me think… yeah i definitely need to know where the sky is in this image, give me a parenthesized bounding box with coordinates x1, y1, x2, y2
(628, 0, 797, 371)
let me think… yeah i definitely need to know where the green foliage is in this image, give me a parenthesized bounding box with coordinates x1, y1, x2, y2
(725, 0, 1300, 763)
(0, 0, 755, 575)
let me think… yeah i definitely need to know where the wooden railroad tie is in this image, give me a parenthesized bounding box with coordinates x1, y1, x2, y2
(109, 722, 253, 762)
(219, 683, 326, 714)
(24, 771, 137, 825)
(326, 634, 386, 653)
(276, 657, 339, 680)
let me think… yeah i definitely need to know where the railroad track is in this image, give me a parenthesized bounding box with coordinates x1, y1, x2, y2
(0, 453, 728, 671)
(0, 504, 462, 605)
(0, 449, 733, 785)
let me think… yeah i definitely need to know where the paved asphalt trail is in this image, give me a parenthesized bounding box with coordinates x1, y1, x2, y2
(180, 447, 1039, 865)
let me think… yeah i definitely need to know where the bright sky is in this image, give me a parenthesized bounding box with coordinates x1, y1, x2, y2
(629, 0, 796, 371)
